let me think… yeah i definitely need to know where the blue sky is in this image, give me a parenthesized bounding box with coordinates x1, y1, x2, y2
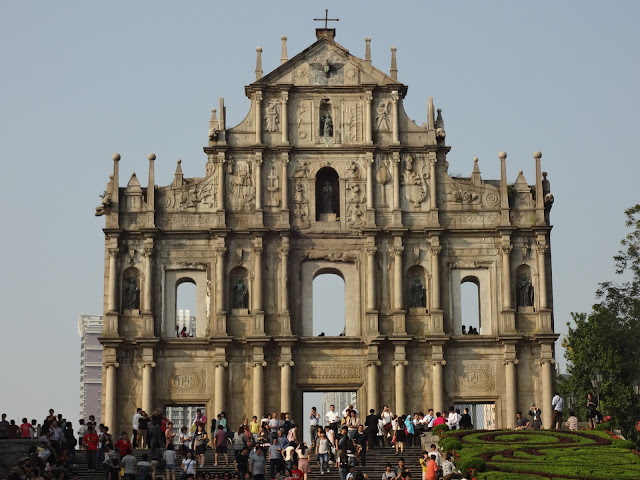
(1, 0, 638, 426)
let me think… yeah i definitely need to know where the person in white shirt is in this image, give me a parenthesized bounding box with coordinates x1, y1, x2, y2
(380, 405, 393, 447)
(447, 408, 461, 430)
(77, 420, 88, 450)
(268, 412, 282, 439)
(179, 426, 191, 456)
(325, 405, 340, 436)
(132, 408, 142, 449)
(309, 408, 320, 447)
(164, 443, 177, 480)
(121, 452, 137, 480)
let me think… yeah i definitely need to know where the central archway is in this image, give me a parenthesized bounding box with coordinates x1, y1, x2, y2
(312, 270, 346, 336)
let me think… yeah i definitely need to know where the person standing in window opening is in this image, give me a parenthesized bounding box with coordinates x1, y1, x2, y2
(179, 327, 188, 337)
(459, 408, 472, 430)
(308, 408, 320, 448)
(461, 325, 467, 335)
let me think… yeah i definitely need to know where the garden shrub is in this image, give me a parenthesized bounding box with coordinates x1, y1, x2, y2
(611, 438, 635, 450)
(457, 457, 486, 473)
(438, 437, 462, 452)
(432, 423, 450, 435)
(595, 422, 611, 431)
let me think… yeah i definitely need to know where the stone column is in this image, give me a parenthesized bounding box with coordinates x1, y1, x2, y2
(428, 153, 437, 211)
(367, 361, 380, 412)
(366, 246, 377, 310)
(501, 245, 513, 310)
(141, 361, 156, 415)
(108, 248, 119, 312)
(365, 92, 373, 143)
(215, 247, 226, 314)
(280, 238, 290, 315)
(281, 92, 289, 144)
(391, 91, 400, 144)
(537, 242, 548, 309)
(253, 239, 263, 312)
(432, 359, 445, 412)
(214, 361, 228, 417)
(279, 362, 293, 413)
(217, 152, 226, 211)
(104, 361, 119, 430)
(394, 345, 408, 414)
(392, 152, 401, 211)
(503, 359, 518, 429)
(143, 248, 152, 314)
(430, 246, 442, 311)
(541, 359, 554, 428)
(392, 240, 404, 311)
(281, 152, 289, 210)
(255, 152, 263, 210)
(252, 348, 267, 418)
(365, 152, 374, 210)
(255, 92, 263, 144)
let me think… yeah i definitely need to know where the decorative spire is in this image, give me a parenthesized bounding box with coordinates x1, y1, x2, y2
(364, 37, 371, 64)
(428, 97, 435, 129)
(173, 159, 184, 187)
(390, 46, 398, 80)
(255, 47, 263, 81)
(147, 153, 155, 212)
(471, 157, 482, 185)
(280, 36, 288, 64)
(435, 109, 445, 139)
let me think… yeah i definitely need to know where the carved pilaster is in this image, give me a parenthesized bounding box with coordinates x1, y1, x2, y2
(391, 91, 400, 145)
(108, 248, 119, 313)
(281, 92, 289, 144)
(255, 91, 263, 144)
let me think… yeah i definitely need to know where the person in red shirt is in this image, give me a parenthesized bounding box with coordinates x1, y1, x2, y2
(7, 420, 20, 439)
(432, 412, 446, 427)
(424, 454, 438, 480)
(115, 432, 133, 457)
(20, 418, 34, 438)
(83, 424, 100, 472)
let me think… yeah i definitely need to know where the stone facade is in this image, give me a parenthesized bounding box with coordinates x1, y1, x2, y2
(97, 28, 558, 433)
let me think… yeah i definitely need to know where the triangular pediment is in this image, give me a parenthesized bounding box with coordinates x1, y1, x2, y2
(250, 37, 404, 90)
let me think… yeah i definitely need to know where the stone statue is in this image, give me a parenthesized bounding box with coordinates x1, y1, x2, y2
(375, 101, 391, 132)
(409, 277, 426, 308)
(123, 277, 140, 310)
(265, 101, 279, 132)
(517, 275, 534, 307)
(322, 181, 333, 213)
(320, 113, 333, 137)
(232, 277, 249, 309)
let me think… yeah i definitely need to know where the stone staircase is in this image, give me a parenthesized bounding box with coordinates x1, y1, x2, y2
(70, 445, 427, 480)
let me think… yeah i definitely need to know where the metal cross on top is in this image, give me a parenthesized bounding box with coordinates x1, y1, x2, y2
(314, 9, 339, 28)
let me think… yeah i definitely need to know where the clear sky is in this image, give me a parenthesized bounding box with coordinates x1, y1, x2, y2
(1, 0, 639, 427)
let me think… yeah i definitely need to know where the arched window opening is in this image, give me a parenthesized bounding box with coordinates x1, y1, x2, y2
(315, 167, 340, 221)
(312, 271, 345, 336)
(407, 265, 427, 310)
(229, 266, 250, 313)
(461, 277, 480, 335)
(176, 279, 197, 337)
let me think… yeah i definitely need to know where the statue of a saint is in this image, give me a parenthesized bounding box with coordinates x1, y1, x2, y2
(265, 102, 279, 132)
(320, 113, 333, 137)
(409, 277, 426, 308)
(322, 181, 333, 214)
(123, 277, 140, 310)
(232, 278, 249, 309)
(517, 275, 534, 307)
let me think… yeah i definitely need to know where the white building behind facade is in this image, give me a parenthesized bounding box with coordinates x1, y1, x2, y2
(78, 314, 103, 422)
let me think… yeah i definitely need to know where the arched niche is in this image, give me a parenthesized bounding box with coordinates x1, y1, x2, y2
(162, 268, 207, 337)
(515, 264, 535, 311)
(121, 267, 140, 313)
(315, 167, 340, 221)
(311, 269, 346, 336)
(176, 279, 197, 336)
(301, 262, 360, 337)
(229, 266, 250, 313)
(406, 264, 427, 310)
(449, 269, 493, 335)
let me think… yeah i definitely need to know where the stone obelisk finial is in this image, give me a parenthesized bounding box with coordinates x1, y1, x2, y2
(255, 47, 263, 80)
(390, 47, 398, 80)
(364, 37, 372, 64)
(281, 36, 288, 64)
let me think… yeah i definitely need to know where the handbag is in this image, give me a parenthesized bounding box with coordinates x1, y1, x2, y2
(383, 422, 392, 432)
(391, 435, 396, 444)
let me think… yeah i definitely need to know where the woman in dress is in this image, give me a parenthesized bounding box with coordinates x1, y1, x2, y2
(295, 442, 311, 480)
(165, 421, 176, 448)
(193, 424, 209, 468)
(393, 415, 406, 456)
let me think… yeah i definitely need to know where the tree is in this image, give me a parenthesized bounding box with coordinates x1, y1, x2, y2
(562, 205, 640, 443)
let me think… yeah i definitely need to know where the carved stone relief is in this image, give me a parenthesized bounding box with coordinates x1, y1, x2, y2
(296, 364, 363, 379)
(376, 155, 392, 208)
(265, 163, 281, 208)
(346, 183, 366, 227)
(292, 183, 310, 228)
(401, 154, 428, 209)
(375, 100, 391, 132)
(454, 364, 496, 392)
(170, 368, 206, 393)
(265, 101, 280, 132)
(227, 158, 256, 212)
(157, 166, 217, 213)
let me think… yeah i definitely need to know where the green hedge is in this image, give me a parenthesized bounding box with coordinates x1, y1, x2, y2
(457, 457, 486, 473)
(595, 422, 612, 431)
(438, 437, 462, 452)
(431, 423, 450, 435)
(611, 438, 636, 450)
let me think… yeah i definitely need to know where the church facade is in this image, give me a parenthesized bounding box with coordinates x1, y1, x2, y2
(97, 27, 558, 433)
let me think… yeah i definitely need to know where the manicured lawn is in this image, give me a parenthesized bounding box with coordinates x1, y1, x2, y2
(440, 429, 640, 480)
